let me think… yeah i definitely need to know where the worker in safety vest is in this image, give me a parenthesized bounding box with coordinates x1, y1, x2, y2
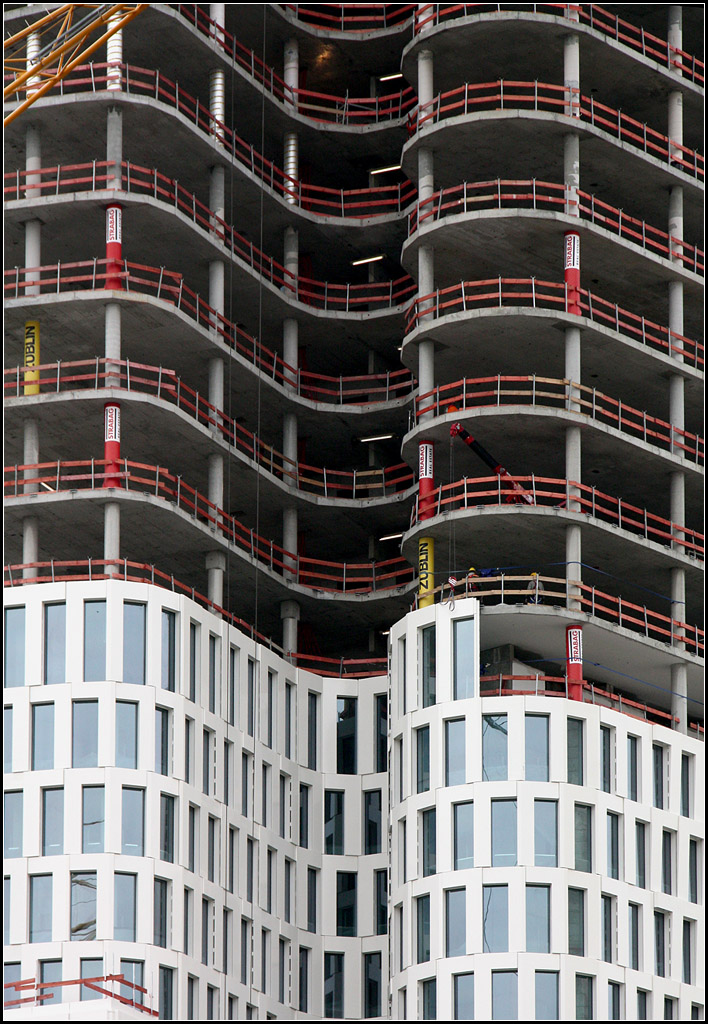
(526, 572, 545, 604)
(466, 566, 481, 592)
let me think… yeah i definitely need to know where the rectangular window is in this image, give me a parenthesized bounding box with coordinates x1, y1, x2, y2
(336, 697, 357, 774)
(82, 786, 105, 853)
(689, 838, 699, 903)
(637, 991, 648, 1020)
(567, 718, 584, 784)
(261, 763, 270, 826)
(608, 982, 621, 1021)
(278, 938, 287, 1005)
(201, 899, 211, 965)
(375, 869, 387, 936)
(681, 753, 691, 817)
(188, 805, 197, 872)
(307, 692, 317, 769)
(446, 888, 466, 957)
(229, 646, 238, 727)
(42, 788, 63, 855)
(40, 960, 62, 1007)
(662, 830, 673, 894)
(364, 952, 381, 1019)
(602, 893, 614, 962)
(84, 600, 106, 681)
(228, 827, 236, 893)
(285, 681, 293, 758)
(482, 714, 507, 780)
(534, 799, 557, 867)
(446, 718, 465, 785)
(421, 624, 436, 706)
(247, 659, 255, 737)
(241, 919, 251, 986)
(665, 997, 676, 1020)
(4, 706, 11, 772)
(30, 874, 52, 942)
(375, 693, 387, 773)
(364, 790, 382, 854)
(44, 603, 66, 684)
(298, 947, 308, 1013)
(636, 821, 647, 888)
(454, 973, 474, 1021)
(246, 838, 254, 903)
(123, 603, 146, 684)
(483, 886, 508, 952)
(526, 715, 549, 781)
(154, 878, 169, 948)
(160, 795, 175, 863)
(607, 812, 619, 879)
(422, 807, 436, 876)
(627, 735, 639, 801)
(324, 953, 344, 1019)
(299, 784, 309, 848)
(576, 976, 593, 1021)
(453, 618, 475, 699)
(492, 971, 517, 1021)
(526, 885, 550, 953)
(32, 703, 54, 770)
(189, 622, 199, 702)
(422, 978, 437, 1021)
(159, 966, 173, 1021)
(73, 700, 98, 767)
(224, 740, 232, 806)
(114, 873, 137, 941)
(568, 888, 585, 956)
(417, 894, 430, 963)
(184, 889, 192, 955)
(155, 708, 170, 775)
(116, 701, 138, 769)
(654, 911, 666, 977)
(574, 804, 592, 872)
(683, 919, 694, 985)
(71, 871, 97, 940)
(454, 801, 474, 870)
(266, 848, 274, 913)
(491, 799, 517, 867)
(241, 752, 250, 817)
(202, 728, 211, 795)
(336, 872, 357, 936)
(600, 725, 612, 792)
(208, 635, 219, 715)
(122, 787, 144, 856)
(307, 868, 317, 933)
(279, 774, 288, 838)
(5, 606, 25, 685)
(417, 726, 430, 793)
(652, 743, 664, 808)
(80, 958, 103, 1001)
(535, 972, 559, 1021)
(629, 903, 640, 970)
(284, 860, 292, 924)
(266, 670, 274, 748)
(4, 791, 22, 857)
(399, 636, 407, 715)
(396, 736, 404, 803)
(161, 609, 176, 691)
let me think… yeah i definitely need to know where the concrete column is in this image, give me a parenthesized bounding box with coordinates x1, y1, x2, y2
(22, 517, 39, 578)
(210, 3, 225, 31)
(283, 317, 299, 389)
(671, 664, 688, 733)
(284, 38, 299, 106)
(281, 599, 300, 659)
(106, 15, 122, 91)
(206, 550, 226, 607)
(208, 452, 224, 512)
(106, 107, 122, 190)
(283, 506, 298, 578)
(283, 37, 299, 205)
(417, 49, 434, 108)
(284, 225, 299, 298)
(670, 471, 685, 542)
(25, 124, 41, 294)
(210, 164, 225, 227)
(418, 148, 434, 204)
(23, 419, 39, 494)
(209, 4, 226, 142)
(564, 133, 580, 215)
(566, 523, 582, 611)
(283, 412, 298, 488)
(104, 501, 120, 575)
(418, 338, 435, 421)
(105, 302, 121, 388)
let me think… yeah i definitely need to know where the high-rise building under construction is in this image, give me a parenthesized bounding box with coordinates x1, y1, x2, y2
(3, 4, 704, 1020)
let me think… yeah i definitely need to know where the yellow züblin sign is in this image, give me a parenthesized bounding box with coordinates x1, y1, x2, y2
(418, 536, 435, 609)
(24, 320, 40, 394)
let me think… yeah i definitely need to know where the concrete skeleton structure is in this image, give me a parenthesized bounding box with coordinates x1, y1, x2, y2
(3, 3, 704, 1021)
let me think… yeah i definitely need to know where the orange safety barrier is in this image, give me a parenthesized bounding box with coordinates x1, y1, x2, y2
(404, 277, 704, 368)
(407, 80, 704, 181)
(279, 3, 416, 30)
(5, 460, 415, 596)
(409, 474, 704, 558)
(409, 179, 704, 275)
(4, 358, 415, 498)
(414, 5, 704, 85)
(414, 376, 704, 465)
(3, 973, 157, 1015)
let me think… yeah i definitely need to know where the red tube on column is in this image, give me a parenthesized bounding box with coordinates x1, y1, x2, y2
(106, 204, 123, 290)
(566, 624, 583, 701)
(418, 441, 435, 520)
(103, 402, 122, 488)
(564, 230, 580, 315)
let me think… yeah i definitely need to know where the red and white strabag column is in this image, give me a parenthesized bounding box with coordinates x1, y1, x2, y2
(566, 624, 583, 701)
(564, 230, 580, 316)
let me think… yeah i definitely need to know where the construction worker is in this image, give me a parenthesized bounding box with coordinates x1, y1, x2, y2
(526, 571, 545, 604)
(466, 566, 481, 593)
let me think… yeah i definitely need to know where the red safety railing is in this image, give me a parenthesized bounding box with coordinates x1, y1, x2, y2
(4, 358, 415, 499)
(3, 974, 157, 1015)
(280, 3, 417, 30)
(414, 5, 704, 85)
(408, 80, 704, 182)
(4, 259, 415, 403)
(5, 460, 415, 596)
(2, 557, 390, 677)
(409, 179, 704, 275)
(409, 474, 704, 558)
(414, 376, 704, 466)
(404, 277, 704, 369)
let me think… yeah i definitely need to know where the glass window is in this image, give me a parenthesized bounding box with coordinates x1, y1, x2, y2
(4, 791, 22, 857)
(492, 971, 517, 1021)
(307, 867, 316, 933)
(568, 888, 585, 956)
(683, 918, 693, 985)
(122, 787, 144, 856)
(567, 718, 583, 784)
(80, 958, 103, 1001)
(574, 804, 592, 872)
(445, 719, 465, 786)
(375, 693, 387, 772)
(689, 838, 699, 903)
(116, 701, 138, 768)
(123, 603, 146, 684)
(364, 952, 381, 1019)
(324, 953, 344, 1019)
(483, 886, 508, 952)
(120, 960, 143, 1007)
(417, 894, 430, 963)
(655, 910, 666, 976)
(307, 692, 317, 769)
(375, 869, 387, 936)
(600, 725, 612, 792)
(300, 783, 309, 848)
(42, 788, 63, 855)
(454, 973, 474, 1021)
(159, 795, 174, 862)
(115, 873, 137, 940)
(208, 635, 219, 715)
(40, 960, 62, 1007)
(399, 636, 407, 714)
(336, 872, 357, 936)
(82, 786, 104, 853)
(72, 701, 98, 767)
(637, 991, 648, 1020)
(482, 713, 508, 780)
(285, 681, 292, 758)
(526, 715, 549, 781)
(364, 790, 382, 854)
(636, 821, 647, 888)
(602, 894, 614, 962)
(266, 670, 274, 748)
(84, 600, 106, 681)
(662, 830, 673, 894)
(229, 647, 238, 728)
(71, 871, 97, 940)
(32, 703, 54, 770)
(4, 706, 11, 772)
(491, 799, 517, 866)
(202, 728, 211, 795)
(261, 763, 269, 826)
(247, 659, 255, 737)
(188, 805, 197, 872)
(202, 899, 211, 965)
(664, 996, 676, 1020)
(417, 726, 430, 793)
(576, 976, 593, 1021)
(241, 918, 251, 985)
(241, 752, 249, 816)
(422, 978, 437, 1021)
(155, 708, 170, 775)
(607, 812, 620, 879)
(534, 799, 557, 867)
(453, 617, 475, 699)
(298, 947, 308, 1013)
(652, 743, 664, 808)
(278, 937, 286, 1004)
(422, 808, 436, 877)
(526, 885, 550, 953)
(629, 903, 640, 970)
(161, 609, 176, 690)
(279, 774, 287, 838)
(421, 624, 436, 707)
(535, 972, 559, 1021)
(154, 878, 169, 947)
(627, 735, 639, 801)
(44, 603, 66, 684)
(159, 966, 173, 1020)
(446, 888, 466, 957)
(4, 607, 25, 686)
(681, 753, 691, 817)
(454, 801, 474, 870)
(608, 981, 621, 1020)
(189, 622, 199, 702)
(30, 874, 52, 942)
(336, 697, 357, 774)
